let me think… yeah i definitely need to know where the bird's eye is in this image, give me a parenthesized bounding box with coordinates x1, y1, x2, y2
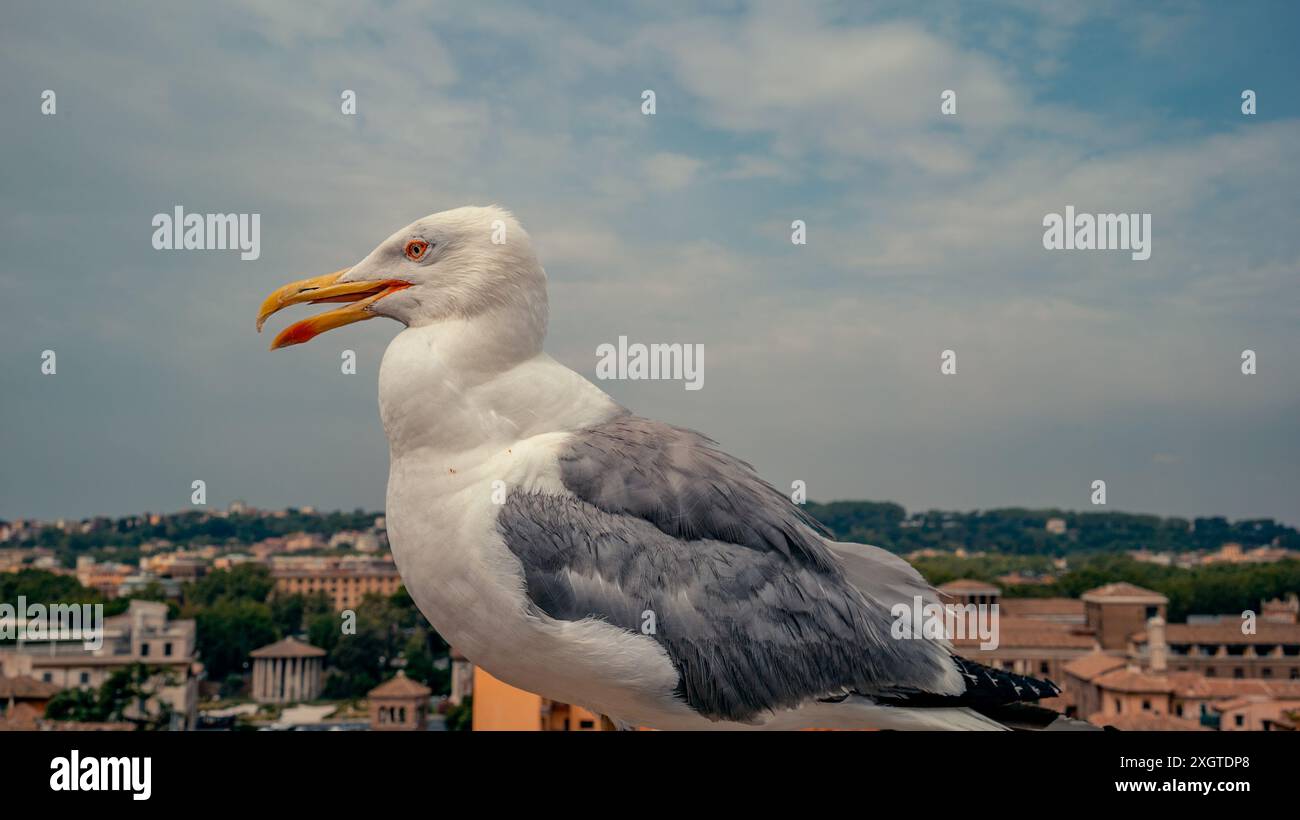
(405, 240, 430, 261)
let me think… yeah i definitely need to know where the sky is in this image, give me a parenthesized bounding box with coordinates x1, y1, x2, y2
(1, 1, 1298, 525)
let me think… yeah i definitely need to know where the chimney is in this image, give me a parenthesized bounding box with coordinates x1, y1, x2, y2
(1147, 615, 1167, 673)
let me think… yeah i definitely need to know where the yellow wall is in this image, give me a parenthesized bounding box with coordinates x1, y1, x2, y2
(470, 667, 613, 730)
(471, 667, 543, 730)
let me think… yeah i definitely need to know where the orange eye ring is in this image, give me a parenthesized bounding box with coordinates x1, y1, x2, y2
(405, 240, 430, 261)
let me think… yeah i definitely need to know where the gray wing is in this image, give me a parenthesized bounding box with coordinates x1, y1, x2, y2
(827, 540, 949, 615)
(497, 413, 961, 723)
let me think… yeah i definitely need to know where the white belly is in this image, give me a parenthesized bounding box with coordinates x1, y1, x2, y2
(384, 435, 687, 725)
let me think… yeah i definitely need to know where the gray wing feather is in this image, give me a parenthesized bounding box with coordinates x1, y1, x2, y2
(827, 540, 949, 620)
(557, 414, 837, 570)
(498, 413, 961, 722)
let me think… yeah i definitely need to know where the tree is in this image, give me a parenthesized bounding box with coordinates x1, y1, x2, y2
(183, 564, 274, 608)
(193, 599, 277, 680)
(43, 664, 176, 730)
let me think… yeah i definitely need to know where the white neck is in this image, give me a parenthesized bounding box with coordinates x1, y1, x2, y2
(378, 310, 618, 458)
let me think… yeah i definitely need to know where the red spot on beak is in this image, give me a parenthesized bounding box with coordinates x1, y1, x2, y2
(273, 320, 320, 349)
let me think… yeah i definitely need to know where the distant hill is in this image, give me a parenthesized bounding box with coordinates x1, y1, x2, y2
(804, 500, 1300, 556)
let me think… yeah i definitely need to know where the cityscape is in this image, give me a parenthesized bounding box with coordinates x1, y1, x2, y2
(2, 501, 1296, 732)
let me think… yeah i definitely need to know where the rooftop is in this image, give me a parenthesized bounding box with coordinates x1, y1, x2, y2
(250, 637, 326, 659)
(1081, 582, 1168, 604)
(1132, 622, 1300, 645)
(0, 674, 61, 699)
(1062, 652, 1127, 682)
(1093, 667, 1176, 694)
(998, 598, 1086, 619)
(938, 579, 1001, 593)
(951, 617, 1096, 649)
(1086, 711, 1209, 731)
(368, 670, 432, 699)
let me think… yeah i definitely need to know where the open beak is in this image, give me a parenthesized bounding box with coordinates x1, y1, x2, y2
(256, 269, 411, 349)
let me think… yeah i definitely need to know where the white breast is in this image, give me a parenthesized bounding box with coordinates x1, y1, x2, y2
(377, 324, 685, 722)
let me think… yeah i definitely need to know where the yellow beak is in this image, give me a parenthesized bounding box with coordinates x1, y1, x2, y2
(256, 269, 411, 349)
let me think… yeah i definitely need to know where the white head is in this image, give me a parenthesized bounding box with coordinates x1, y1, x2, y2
(257, 205, 548, 352)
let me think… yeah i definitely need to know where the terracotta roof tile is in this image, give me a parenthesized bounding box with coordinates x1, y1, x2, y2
(0, 674, 61, 699)
(368, 671, 432, 698)
(1081, 582, 1168, 603)
(1134, 622, 1300, 644)
(950, 617, 1096, 649)
(1063, 652, 1127, 681)
(1093, 667, 1175, 694)
(1087, 710, 1209, 731)
(1166, 674, 1300, 699)
(998, 598, 1085, 619)
(938, 579, 1001, 592)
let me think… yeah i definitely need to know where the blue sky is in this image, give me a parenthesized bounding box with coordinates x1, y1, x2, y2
(2, 1, 1298, 525)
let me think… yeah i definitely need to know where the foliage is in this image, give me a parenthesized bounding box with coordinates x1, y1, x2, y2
(806, 501, 1300, 556)
(43, 664, 177, 730)
(445, 696, 473, 731)
(911, 553, 1300, 621)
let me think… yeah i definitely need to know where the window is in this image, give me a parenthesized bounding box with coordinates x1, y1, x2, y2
(1175, 704, 1184, 717)
(164, 643, 172, 657)
(1114, 698, 1122, 713)
(140, 642, 150, 657)
(1145, 606, 1158, 619)
(1235, 715, 1245, 727)
(79, 672, 89, 685)
(1142, 699, 1151, 711)
(579, 720, 595, 730)
(1233, 668, 1244, 679)
(42, 673, 53, 683)
(1039, 662, 1050, 675)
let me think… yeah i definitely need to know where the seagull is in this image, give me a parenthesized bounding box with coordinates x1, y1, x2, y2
(257, 205, 1071, 730)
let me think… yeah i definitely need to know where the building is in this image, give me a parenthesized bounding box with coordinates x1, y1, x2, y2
(937, 579, 1001, 607)
(1212, 695, 1300, 731)
(1081, 582, 1167, 650)
(1128, 620, 1300, 680)
(368, 671, 432, 730)
(329, 530, 382, 553)
(0, 600, 199, 729)
(943, 580, 1096, 696)
(250, 637, 325, 704)
(271, 557, 403, 611)
(1065, 652, 1300, 729)
(74, 557, 134, 598)
(1262, 594, 1299, 624)
(448, 647, 474, 706)
(0, 674, 61, 717)
(998, 597, 1086, 625)
(1202, 542, 1297, 565)
(471, 667, 611, 731)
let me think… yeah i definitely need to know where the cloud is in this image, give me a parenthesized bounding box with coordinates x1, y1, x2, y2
(1, 0, 1297, 526)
